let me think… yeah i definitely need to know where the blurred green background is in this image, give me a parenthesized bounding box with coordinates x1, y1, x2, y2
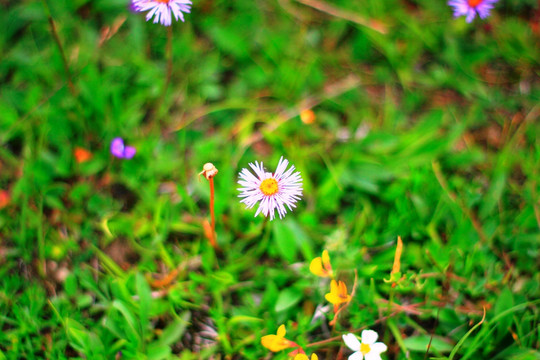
(0, 0, 539, 359)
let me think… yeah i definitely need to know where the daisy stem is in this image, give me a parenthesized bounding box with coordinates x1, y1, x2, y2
(208, 177, 218, 249)
(41, 0, 76, 96)
(163, 25, 173, 101)
(261, 215, 269, 231)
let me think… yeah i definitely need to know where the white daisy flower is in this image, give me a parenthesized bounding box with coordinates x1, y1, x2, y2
(342, 330, 388, 360)
(237, 157, 303, 220)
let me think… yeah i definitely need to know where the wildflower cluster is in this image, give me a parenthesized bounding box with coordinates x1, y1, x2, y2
(97, 147, 398, 359)
(310, 250, 352, 324)
(130, 0, 501, 28)
(261, 248, 388, 360)
(128, 0, 501, 27)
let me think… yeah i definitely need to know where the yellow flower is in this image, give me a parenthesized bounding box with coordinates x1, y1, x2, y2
(261, 324, 294, 352)
(309, 250, 333, 278)
(325, 280, 351, 305)
(294, 354, 319, 360)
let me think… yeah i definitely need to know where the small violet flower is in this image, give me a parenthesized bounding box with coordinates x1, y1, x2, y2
(343, 331, 388, 360)
(261, 324, 295, 352)
(310, 250, 334, 278)
(237, 157, 303, 221)
(448, 0, 499, 23)
(110, 138, 136, 159)
(325, 280, 351, 306)
(131, 0, 192, 26)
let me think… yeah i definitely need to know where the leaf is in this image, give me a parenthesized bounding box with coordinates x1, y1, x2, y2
(112, 300, 141, 344)
(147, 343, 171, 360)
(65, 318, 105, 357)
(274, 288, 302, 312)
(136, 273, 152, 343)
(227, 315, 264, 326)
(157, 311, 191, 347)
(403, 335, 453, 353)
(64, 272, 78, 296)
(493, 287, 514, 339)
(284, 219, 314, 261)
(273, 221, 297, 263)
(448, 308, 486, 360)
(479, 166, 507, 219)
(65, 318, 90, 353)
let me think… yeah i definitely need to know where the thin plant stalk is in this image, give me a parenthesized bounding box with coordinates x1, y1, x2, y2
(200, 163, 219, 249)
(305, 310, 402, 348)
(164, 26, 173, 97)
(424, 307, 441, 360)
(209, 176, 217, 248)
(41, 0, 76, 95)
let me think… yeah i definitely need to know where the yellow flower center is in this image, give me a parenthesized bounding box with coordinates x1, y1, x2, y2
(361, 343, 371, 355)
(260, 178, 279, 196)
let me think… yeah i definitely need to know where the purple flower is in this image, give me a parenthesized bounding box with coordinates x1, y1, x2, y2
(448, 0, 498, 23)
(237, 157, 303, 220)
(131, 0, 192, 26)
(110, 138, 136, 159)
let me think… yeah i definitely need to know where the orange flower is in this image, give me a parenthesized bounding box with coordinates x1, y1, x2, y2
(0, 190, 10, 209)
(325, 280, 351, 306)
(261, 325, 294, 352)
(300, 109, 316, 124)
(309, 250, 333, 278)
(74, 147, 93, 163)
(294, 354, 318, 360)
(391, 236, 403, 276)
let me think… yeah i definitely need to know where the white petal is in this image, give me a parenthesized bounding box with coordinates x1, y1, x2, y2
(361, 330, 378, 345)
(249, 161, 266, 180)
(364, 353, 381, 360)
(274, 156, 288, 178)
(145, 5, 159, 21)
(348, 352, 363, 360)
(465, 8, 476, 23)
(239, 167, 261, 184)
(342, 333, 361, 352)
(370, 342, 387, 354)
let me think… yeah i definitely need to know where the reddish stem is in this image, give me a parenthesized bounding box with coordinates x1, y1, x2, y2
(209, 177, 218, 249)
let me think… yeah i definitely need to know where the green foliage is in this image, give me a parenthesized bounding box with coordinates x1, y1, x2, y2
(0, 0, 539, 358)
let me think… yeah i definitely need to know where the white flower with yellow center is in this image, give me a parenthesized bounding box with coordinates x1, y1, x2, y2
(342, 330, 387, 360)
(237, 157, 303, 220)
